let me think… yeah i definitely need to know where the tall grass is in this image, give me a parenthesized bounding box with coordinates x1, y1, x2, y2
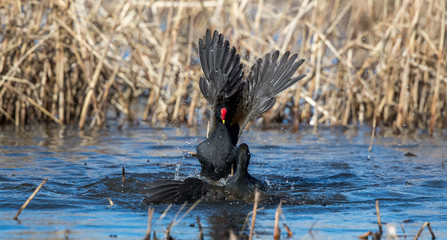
(0, 0, 445, 134)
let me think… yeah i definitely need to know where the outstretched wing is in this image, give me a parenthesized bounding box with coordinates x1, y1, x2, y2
(142, 178, 207, 204)
(142, 180, 182, 204)
(232, 51, 306, 136)
(198, 29, 244, 106)
(198, 29, 245, 135)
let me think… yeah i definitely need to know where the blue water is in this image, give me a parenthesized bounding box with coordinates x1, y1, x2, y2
(0, 124, 446, 239)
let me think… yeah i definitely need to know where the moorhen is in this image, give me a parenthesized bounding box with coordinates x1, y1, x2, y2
(225, 143, 265, 201)
(196, 115, 237, 181)
(143, 143, 264, 204)
(197, 29, 306, 181)
(198, 29, 306, 145)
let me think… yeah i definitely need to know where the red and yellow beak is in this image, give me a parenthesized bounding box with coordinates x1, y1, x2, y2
(221, 108, 227, 124)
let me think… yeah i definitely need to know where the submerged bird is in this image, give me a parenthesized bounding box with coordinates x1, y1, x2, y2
(225, 143, 264, 200)
(143, 144, 264, 204)
(196, 29, 306, 181)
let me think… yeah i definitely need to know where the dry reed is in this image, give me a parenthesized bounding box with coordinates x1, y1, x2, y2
(414, 221, 436, 240)
(273, 201, 282, 240)
(376, 199, 383, 236)
(0, 0, 446, 133)
(249, 190, 260, 240)
(144, 207, 154, 240)
(196, 216, 204, 240)
(13, 177, 48, 220)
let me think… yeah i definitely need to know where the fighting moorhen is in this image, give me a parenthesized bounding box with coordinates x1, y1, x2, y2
(143, 143, 264, 204)
(197, 29, 306, 181)
(196, 117, 237, 181)
(226, 143, 265, 201)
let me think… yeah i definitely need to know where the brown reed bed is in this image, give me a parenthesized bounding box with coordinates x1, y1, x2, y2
(0, 0, 446, 134)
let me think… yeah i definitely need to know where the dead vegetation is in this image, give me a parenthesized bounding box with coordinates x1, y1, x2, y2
(0, 0, 446, 134)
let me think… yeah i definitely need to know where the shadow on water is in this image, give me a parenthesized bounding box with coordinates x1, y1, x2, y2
(0, 123, 446, 239)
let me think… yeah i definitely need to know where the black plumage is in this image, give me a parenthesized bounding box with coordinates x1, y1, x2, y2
(143, 143, 264, 204)
(143, 29, 305, 204)
(196, 118, 237, 181)
(196, 29, 305, 182)
(198, 29, 306, 146)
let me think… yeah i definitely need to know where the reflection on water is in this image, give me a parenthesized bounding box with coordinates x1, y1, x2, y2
(0, 123, 446, 239)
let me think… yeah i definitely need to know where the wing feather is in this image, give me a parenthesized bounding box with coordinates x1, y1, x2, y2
(233, 51, 306, 136)
(198, 29, 245, 135)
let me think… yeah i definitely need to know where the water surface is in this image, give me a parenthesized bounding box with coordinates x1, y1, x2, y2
(0, 123, 446, 239)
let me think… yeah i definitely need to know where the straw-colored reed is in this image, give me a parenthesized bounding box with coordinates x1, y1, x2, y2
(0, 0, 445, 134)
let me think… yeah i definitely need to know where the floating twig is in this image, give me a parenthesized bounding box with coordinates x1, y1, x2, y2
(187, 151, 197, 157)
(357, 230, 374, 239)
(14, 177, 48, 220)
(107, 198, 114, 208)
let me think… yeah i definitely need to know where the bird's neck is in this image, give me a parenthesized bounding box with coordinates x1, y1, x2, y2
(235, 164, 247, 182)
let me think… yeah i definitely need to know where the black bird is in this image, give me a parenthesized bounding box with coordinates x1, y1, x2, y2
(143, 29, 305, 204)
(143, 143, 264, 204)
(196, 115, 237, 181)
(197, 29, 306, 181)
(225, 143, 265, 201)
(198, 29, 306, 145)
